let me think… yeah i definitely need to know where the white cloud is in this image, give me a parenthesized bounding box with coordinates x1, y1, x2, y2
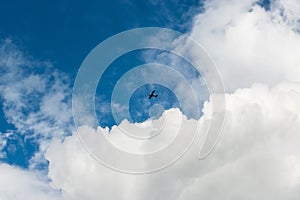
(0, 164, 61, 200)
(177, 82, 300, 200)
(0, 132, 12, 159)
(46, 136, 139, 200)
(188, 0, 300, 91)
(44, 81, 300, 199)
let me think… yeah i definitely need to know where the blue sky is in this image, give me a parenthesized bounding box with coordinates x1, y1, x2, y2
(0, 0, 204, 168)
(0, 0, 202, 75)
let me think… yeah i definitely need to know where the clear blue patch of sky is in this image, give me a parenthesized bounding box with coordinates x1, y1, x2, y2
(0, 101, 14, 132)
(257, 0, 271, 11)
(129, 84, 179, 122)
(0, 0, 203, 77)
(95, 48, 205, 128)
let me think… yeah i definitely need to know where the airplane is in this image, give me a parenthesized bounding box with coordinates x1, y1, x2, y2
(148, 90, 158, 99)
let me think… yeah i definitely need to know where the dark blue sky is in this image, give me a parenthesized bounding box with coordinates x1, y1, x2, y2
(0, 0, 203, 76)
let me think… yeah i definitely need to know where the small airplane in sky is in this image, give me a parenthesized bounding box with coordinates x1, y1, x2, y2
(148, 90, 158, 99)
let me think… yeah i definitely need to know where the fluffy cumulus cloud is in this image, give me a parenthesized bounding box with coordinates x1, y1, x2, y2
(45, 81, 300, 200)
(189, 0, 300, 91)
(178, 82, 300, 200)
(1, 0, 300, 199)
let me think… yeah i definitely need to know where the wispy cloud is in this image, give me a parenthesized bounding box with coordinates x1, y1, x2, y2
(0, 39, 73, 169)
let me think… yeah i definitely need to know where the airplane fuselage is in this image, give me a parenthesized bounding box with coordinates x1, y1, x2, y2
(148, 90, 158, 99)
